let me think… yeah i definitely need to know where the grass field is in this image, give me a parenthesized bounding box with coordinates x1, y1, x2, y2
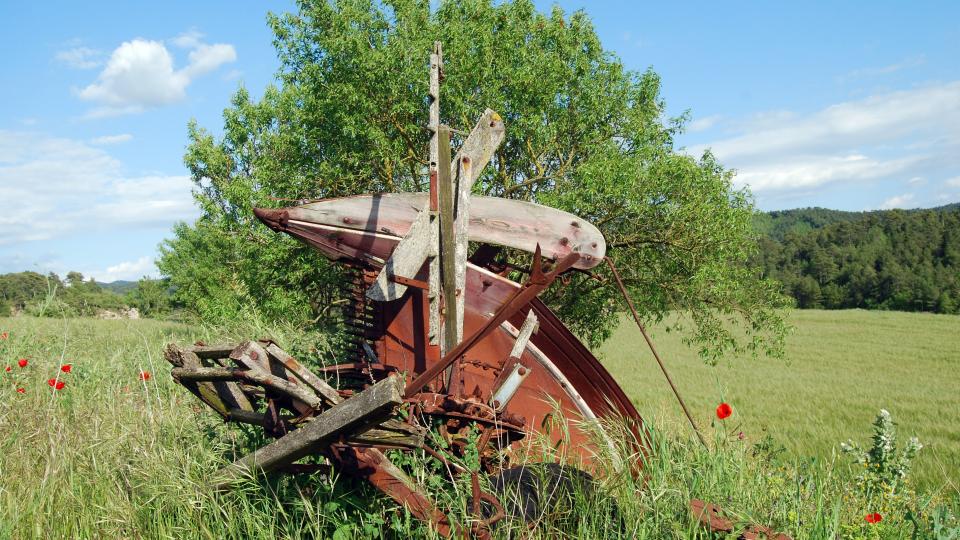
(596, 309, 960, 491)
(1, 311, 958, 538)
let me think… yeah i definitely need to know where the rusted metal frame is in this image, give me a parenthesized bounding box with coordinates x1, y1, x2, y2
(330, 446, 453, 538)
(690, 499, 793, 540)
(470, 472, 505, 539)
(604, 256, 707, 448)
(404, 246, 581, 397)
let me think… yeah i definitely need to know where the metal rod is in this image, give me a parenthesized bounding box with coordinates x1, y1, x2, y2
(604, 256, 708, 448)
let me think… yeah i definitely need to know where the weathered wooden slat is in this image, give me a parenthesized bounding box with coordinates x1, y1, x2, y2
(189, 344, 238, 359)
(426, 44, 443, 344)
(173, 365, 322, 409)
(261, 342, 340, 407)
(451, 154, 473, 346)
(510, 310, 540, 358)
(366, 207, 433, 302)
(348, 418, 426, 448)
(172, 366, 244, 381)
(164, 345, 231, 418)
(226, 409, 423, 448)
(212, 376, 405, 490)
(230, 341, 321, 411)
(437, 125, 458, 356)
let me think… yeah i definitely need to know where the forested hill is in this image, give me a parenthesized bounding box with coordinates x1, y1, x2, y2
(754, 204, 960, 313)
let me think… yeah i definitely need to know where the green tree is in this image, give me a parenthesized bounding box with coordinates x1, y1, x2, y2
(128, 277, 172, 317)
(159, 0, 789, 360)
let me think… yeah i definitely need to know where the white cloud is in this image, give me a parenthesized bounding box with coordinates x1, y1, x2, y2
(690, 82, 960, 162)
(842, 55, 926, 81)
(687, 114, 722, 133)
(56, 46, 102, 69)
(689, 81, 960, 197)
(90, 133, 133, 145)
(879, 193, 916, 210)
(88, 256, 157, 282)
(181, 43, 238, 79)
(734, 154, 919, 192)
(907, 176, 925, 185)
(945, 176, 960, 188)
(0, 130, 198, 246)
(77, 34, 236, 117)
(171, 30, 204, 49)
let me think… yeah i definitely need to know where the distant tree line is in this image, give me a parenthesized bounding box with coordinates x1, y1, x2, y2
(754, 206, 960, 314)
(0, 271, 174, 318)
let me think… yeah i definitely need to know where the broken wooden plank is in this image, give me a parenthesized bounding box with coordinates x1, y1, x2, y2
(262, 342, 341, 406)
(173, 366, 323, 409)
(171, 366, 244, 381)
(189, 344, 239, 360)
(229, 341, 322, 411)
(428, 43, 443, 344)
(212, 375, 405, 490)
(437, 125, 459, 356)
(164, 344, 231, 418)
(451, 154, 473, 346)
(226, 409, 423, 448)
(348, 418, 426, 448)
(366, 206, 433, 302)
(510, 310, 539, 358)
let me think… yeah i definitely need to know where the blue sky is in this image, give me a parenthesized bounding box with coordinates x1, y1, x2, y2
(1, 1, 958, 282)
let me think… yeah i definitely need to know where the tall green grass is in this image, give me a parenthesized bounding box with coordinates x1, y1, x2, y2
(595, 309, 960, 491)
(0, 313, 957, 538)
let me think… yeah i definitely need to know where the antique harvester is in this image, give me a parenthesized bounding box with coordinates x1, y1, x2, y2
(164, 43, 788, 539)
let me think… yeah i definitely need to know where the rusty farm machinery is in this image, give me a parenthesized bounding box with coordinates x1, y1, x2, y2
(164, 43, 790, 539)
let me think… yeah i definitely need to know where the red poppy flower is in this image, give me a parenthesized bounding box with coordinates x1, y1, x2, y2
(18, 359, 28, 368)
(716, 402, 732, 420)
(139, 371, 151, 381)
(865, 512, 882, 524)
(60, 364, 72, 373)
(4, 366, 10, 372)
(16, 387, 25, 394)
(55, 381, 65, 390)
(47, 378, 57, 387)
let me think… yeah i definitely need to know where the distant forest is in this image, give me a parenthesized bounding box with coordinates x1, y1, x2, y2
(0, 271, 171, 318)
(3, 204, 958, 318)
(754, 204, 960, 314)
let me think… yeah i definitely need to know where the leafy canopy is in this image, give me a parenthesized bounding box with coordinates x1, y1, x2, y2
(159, 0, 789, 360)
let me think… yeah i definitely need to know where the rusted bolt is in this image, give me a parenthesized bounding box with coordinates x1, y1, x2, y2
(493, 400, 501, 409)
(462, 156, 471, 165)
(591, 242, 598, 249)
(518, 367, 527, 376)
(342, 217, 354, 224)
(570, 221, 581, 228)
(558, 237, 569, 246)
(250, 350, 259, 361)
